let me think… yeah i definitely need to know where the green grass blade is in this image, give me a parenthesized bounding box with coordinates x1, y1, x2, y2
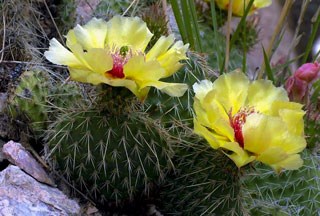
(314, 49, 320, 61)
(210, 0, 220, 68)
(220, 56, 226, 73)
(241, 1, 247, 74)
(262, 45, 274, 82)
(170, 0, 203, 51)
(170, 0, 188, 43)
(242, 49, 247, 74)
(303, 7, 320, 63)
(229, 0, 254, 50)
(187, 0, 203, 52)
(180, 0, 195, 49)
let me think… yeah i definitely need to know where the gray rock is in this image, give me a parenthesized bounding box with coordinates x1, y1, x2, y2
(0, 165, 81, 216)
(3, 141, 55, 186)
(75, 0, 100, 24)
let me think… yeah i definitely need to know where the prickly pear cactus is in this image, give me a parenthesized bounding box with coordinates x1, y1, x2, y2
(144, 53, 244, 215)
(241, 150, 320, 216)
(142, 3, 169, 48)
(8, 69, 51, 137)
(305, 115, 320, 149)
(305, 80, 320, 149)
(144, 52, 216, 125)
(50, 81, 85, 111)
(159, 135, 243, 215)
(45, 87, 175, 205)
(42, 3, 244, 210)
(94, 0, 131, 16)
(44, 53, 210, 208)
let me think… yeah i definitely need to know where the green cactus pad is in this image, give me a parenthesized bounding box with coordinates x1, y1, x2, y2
(241, 150, 320, 216)
(144, 52, 244, 215)
(144, 52, 214, 125)
(45, 105, 174, 205)
(8, 70, 51, 137)
(159, 134, 243, 215)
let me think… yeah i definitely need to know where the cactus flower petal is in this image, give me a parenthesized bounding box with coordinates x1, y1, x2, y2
(207, 70, 249, 115)
(146, 35, 189, 77)
(254, 0, 273, 8)
(271, 154, 303, 172)
(194, 119, 230, 149)
(247, 80, 288, 114)
(193, 80, 214, 103)
(154, 41, 189, 77)
(243, 114, 306, 156)
(222, 142, 256, 168)
(213, 0, 272, 16)
(106, 16, 153, 52)
(45, 39, 82, 67)
(72, 18, 109, 49)
(45, 16, 189, 100)
(193, 71, 306, 171)
(146, 35, 175, 60)
(140, 81, 188, 97)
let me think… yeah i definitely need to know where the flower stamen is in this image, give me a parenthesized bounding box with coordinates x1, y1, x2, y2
(105, 46, 143, 78)
(106, 46, 132, 78)
(108, 54, 126, 78)
(229, 107, 255, 148)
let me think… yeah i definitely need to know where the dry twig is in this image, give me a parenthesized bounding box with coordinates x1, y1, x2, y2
(43, 0, 65, 45)
(0, 13, 6, 63)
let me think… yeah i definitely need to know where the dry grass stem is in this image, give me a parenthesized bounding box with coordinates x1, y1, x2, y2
(0, 13, 6, 63)
(0, 60, 66, 68)
(122, 0, 139, 16)
(258, 0, 294, 79)
(161, 0, 171, 34)
(287, 0, 310, 61)
(43, 0, 64, 45)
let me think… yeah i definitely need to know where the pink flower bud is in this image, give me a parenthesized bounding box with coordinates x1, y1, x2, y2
(295, 62, 320, 83)
(285, 75, 308, 103)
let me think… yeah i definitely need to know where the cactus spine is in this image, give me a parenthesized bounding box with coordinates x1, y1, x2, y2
(45, 86, 175, 206)
(159, 136, 243, 215)
(241, 150, 320, 216)
(144, 52, 244, 215)
(8, 69, 51, 137)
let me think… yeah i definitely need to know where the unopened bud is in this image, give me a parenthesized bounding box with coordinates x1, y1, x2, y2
(295, 62, 320, 83)
(285, 75, 308, 103)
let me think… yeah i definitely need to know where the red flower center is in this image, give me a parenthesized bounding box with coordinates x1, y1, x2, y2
(108, 54, 125, 78)
(229, 108, 255, 148)
(106, 46, 130, 78)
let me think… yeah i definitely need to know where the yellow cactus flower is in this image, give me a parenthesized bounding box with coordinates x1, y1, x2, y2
(212, 0, 272, 16)
(193, 71, 306, 172)
(44, 16, 189, 100)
